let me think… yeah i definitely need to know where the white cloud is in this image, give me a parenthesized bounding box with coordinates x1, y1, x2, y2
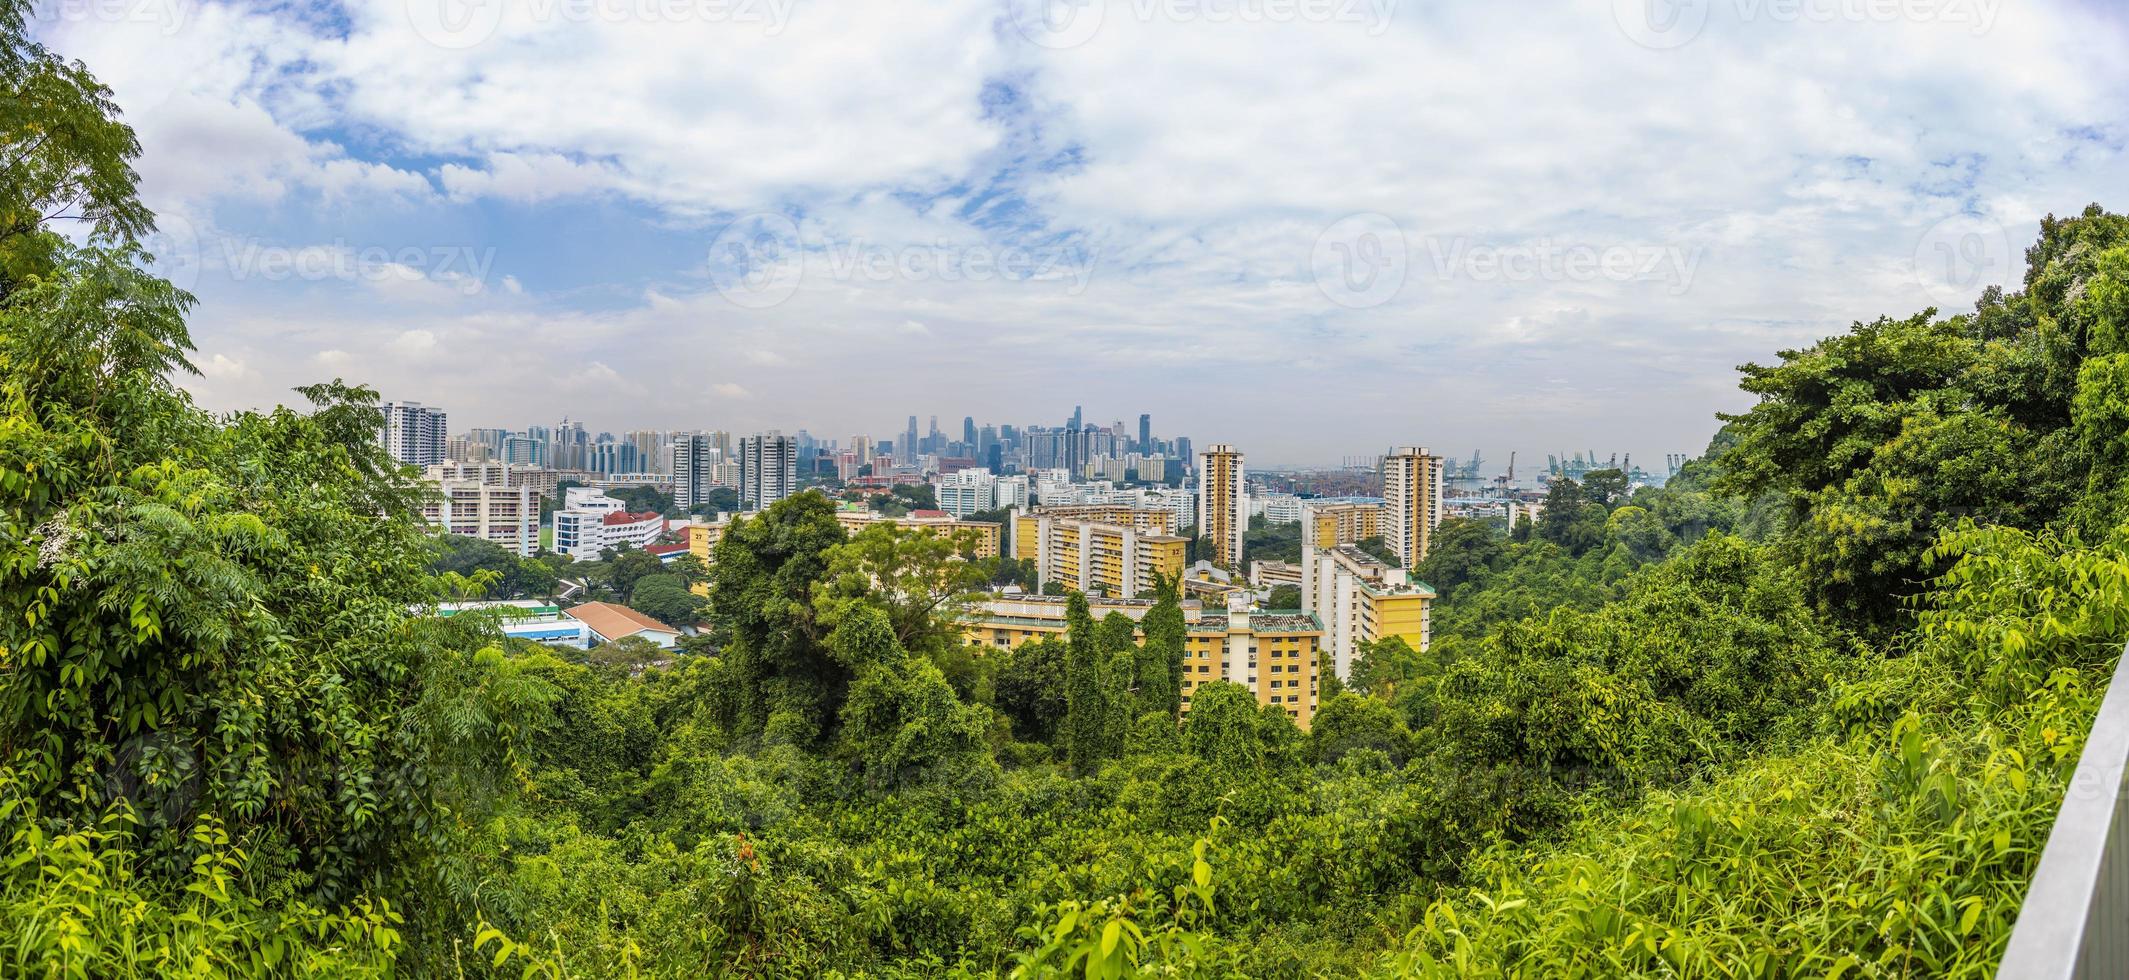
(51, 0, 2129, 463)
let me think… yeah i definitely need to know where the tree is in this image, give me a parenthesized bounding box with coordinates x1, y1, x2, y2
(1350, 636, 1433, 698)
(1061, 592, 1111, 773)
(1414, 517, 1505, 598)
(1538, 479, 1608, 555)
(1581, 468, 1630, 509)
(813, 521, 987, 658)
(995, 637, 1069, 743)
(1182, 682, 1264, 772)
(631, 573, 706, 626)
(1309, 693, 1411, 766)
(1137, 580, 1187, 719)
(702, 492, 849, 741)
(1265, 584, 1302, 609)
(0, 15, 545, 954)
(832, 605, 995, 792)
(430, 533, 557, 599)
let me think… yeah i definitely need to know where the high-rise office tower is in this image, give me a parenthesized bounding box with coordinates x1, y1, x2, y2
(1197, 443, 1245, 569)
(1382, 446, 1445, 567)
(903, 416, 919, 466)
(962, 416, 977, 450)
(740, 431, 797, 510)
(379, 401, 448, 467)
(1138, 414, 1151, 452)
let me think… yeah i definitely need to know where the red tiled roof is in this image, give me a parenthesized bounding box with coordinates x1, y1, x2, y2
(643, 542, 690, 556)
(602, 510, 665, 526)
(909, 509, 951, 519)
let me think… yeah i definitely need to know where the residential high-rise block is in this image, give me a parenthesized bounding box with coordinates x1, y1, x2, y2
(1382, 446, 1445, 567)
(740, 432, 797, 510)
(1197, 443, 1245, 569)
(671, 433, 718, 511)
(379, 401, 448, 467)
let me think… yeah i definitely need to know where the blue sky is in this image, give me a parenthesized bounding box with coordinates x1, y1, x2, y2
(32, 0, 2129, 467)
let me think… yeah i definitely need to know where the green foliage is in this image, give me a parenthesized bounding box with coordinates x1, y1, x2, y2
(628, 572, 705, 625)
(430, 533, 559, 599)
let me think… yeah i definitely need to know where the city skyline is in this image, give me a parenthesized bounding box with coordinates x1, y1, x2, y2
(35, 3, 2125, 467)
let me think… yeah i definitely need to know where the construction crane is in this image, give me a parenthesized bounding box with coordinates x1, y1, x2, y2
(1493, 451, 1517, 490)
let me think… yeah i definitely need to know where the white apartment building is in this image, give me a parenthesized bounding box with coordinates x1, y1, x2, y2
(740, 432, 797, 510)
(671, 433, 721, 511)
(935, 468, 998, 518)
(1255, 493, 1305, 525)
(422, 481, 537, 556)
(380, 401, 447, 467)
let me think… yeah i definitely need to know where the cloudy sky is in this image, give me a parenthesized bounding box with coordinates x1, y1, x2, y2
(32, 0, 2129, 468)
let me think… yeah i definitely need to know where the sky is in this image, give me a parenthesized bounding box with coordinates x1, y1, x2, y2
(30, 0, 2129, 468)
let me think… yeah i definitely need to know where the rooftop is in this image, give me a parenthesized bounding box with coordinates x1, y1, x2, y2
(564, 601, 678, 641)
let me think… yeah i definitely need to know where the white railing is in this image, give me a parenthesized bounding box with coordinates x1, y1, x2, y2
(1998, 642, 2129, 979)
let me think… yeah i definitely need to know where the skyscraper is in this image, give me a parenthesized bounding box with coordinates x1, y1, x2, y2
(1138, 414, 1151, 452)
(671, 433, 716, 511)
(962, 416, 977, 450)
(379, 401, 447, 467)
(740, 432, 797, 510)
(1197, 443, 1245, 569)
(904, 416, 919, 466)
(1382, 446, 1445, 567)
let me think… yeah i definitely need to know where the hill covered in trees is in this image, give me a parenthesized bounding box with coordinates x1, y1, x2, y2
(8, 4, 2129, 974)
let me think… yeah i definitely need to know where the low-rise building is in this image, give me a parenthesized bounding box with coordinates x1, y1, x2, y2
(552, 488, 667, 560)
(564, 601, 682, 648)
(436, 599, 590, 648)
